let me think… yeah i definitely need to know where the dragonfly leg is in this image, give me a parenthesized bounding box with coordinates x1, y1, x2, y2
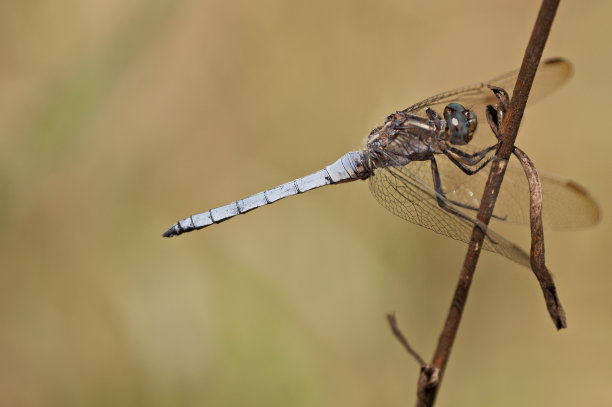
(443, 149, 492, 176)
(445, 144, 497, 165)
(425, 107, 442, 121)
(429, 158, 483, 213)
(441, 146, 507, 221)
(430, 158, 483, 216)
(434, 153, 508, 221)
(430, 158, 504, 237)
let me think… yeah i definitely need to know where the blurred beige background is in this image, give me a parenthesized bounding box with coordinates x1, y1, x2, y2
(1, 1, 611, 406)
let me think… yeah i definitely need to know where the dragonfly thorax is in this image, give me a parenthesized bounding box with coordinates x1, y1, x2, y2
(443, 103, 477, 146)
(365, 111, 440, 166)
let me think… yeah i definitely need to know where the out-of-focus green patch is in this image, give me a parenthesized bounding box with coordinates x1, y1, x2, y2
(25, 1, 180, 157)
(212, 261, 324, 407)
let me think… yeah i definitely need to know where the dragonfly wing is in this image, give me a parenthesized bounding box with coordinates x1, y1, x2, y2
(402, 58, 571, 115)
(368, 158, 531, 268)
(486, 57, 572, 107)
(405, 156, 600, 229)
(532, 170, 601, 228)
(401, 58, 572, 147)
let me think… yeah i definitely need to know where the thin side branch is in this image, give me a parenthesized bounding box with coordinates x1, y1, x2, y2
(386, 314, 426, 367)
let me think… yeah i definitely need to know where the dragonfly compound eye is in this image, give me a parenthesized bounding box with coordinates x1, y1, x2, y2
(466, 110, 477, 136)
(443, 103, 476, 145)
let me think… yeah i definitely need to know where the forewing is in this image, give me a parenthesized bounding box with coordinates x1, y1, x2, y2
(368, 160, 531, 268)
(403, 58, 571, 115)
(401, 58, 572, 146)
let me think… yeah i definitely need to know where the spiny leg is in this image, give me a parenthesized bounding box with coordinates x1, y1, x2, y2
(429, 158, 484, 213)
(426, 104, 498, 165)
(430, 158, 501, 243)
(443, 149, 493, 175)
(438, 152, 507, 221)
(445, 144, 497, 165)
(425, 107, 443, 121)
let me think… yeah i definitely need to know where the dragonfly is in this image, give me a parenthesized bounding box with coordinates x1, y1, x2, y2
(163, 58, 600, 268)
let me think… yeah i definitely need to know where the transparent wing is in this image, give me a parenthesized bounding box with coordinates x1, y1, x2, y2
(403, 58, 571, 115)
(402, 58, 572, 145)
(368, 158, 531, 268)
(403, 156, 601, 229)
(366, 58, 585, 267)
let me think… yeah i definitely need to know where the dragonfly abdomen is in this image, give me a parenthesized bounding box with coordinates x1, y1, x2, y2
(162, 151, 370, 237)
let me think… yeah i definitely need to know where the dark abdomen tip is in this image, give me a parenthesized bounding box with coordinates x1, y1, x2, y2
(162, 224, 182, 238)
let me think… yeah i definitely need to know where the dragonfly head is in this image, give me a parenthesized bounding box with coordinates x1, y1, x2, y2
(443, 103, 477, 145)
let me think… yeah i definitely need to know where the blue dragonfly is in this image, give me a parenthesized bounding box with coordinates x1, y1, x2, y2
(163, 58, 600, 268)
